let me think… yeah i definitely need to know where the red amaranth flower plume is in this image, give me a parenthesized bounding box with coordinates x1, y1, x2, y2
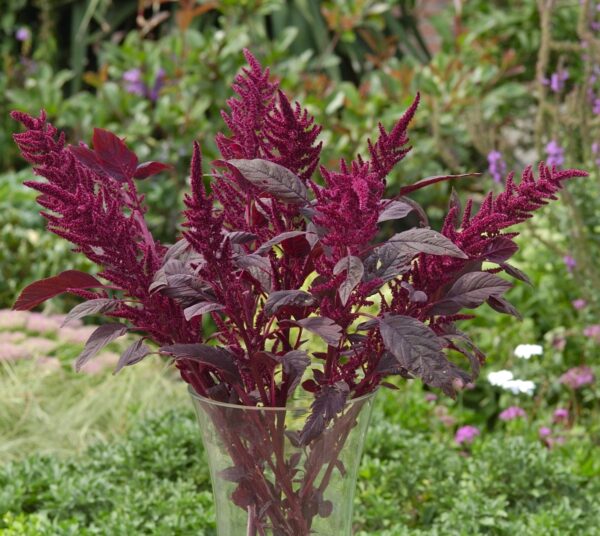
(11, 50, 588, 425)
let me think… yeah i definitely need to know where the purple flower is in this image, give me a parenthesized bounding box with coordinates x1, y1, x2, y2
(149, 68, 166, 102)
(593, 143, 600, 167)
(425, 393, 438, 402)
(499, 406, 526, 421)
(538, 426, 552, 438)
(563, 255, 576, 272)
(572, 298, 587, 310)
(560, 366, 595, 389)
(123, 68, 146, 97)
(553, 408, 569, 423)
(546, 69, 569, 93)
(546, 140, 565, 167)
(487, 150, 507, 183)
(594, 99, 600, 115)
(16, 27, 30, 42)
(454, 425, 480, 445)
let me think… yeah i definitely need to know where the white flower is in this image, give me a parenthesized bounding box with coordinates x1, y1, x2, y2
(504, 379, 536, 396)
(487, 370, 536, 396)
(487, 370, 514, 387)
(514, 344, 543, 359)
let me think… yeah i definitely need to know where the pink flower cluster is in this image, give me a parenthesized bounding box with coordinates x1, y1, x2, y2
(454, 425, 480, 445)
(559, 366, 595, 389)
(499, 406, 526, 421)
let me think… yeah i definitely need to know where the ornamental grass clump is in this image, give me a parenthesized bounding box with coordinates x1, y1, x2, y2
(11, 50, 587, 534)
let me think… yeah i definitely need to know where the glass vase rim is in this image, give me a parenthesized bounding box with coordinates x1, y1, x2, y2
(188, 384, 378, 411)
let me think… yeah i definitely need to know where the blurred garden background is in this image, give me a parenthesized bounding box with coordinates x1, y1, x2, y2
(1, 0, 600, 534)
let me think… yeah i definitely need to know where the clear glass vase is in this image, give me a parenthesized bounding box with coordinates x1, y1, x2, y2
(189, 387, 377, 536)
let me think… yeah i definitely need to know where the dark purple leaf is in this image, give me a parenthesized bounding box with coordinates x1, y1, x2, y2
(299, 381, 349, 445)
(70, 145, 105, 175)
(62, 298, 120, 326)
(375, 351, 404, 375)
(149, 259, 190, 293)
(377, 200, 414, 223)
(14, 270, 104, 311)
(264, 290, 316, 317)
(91, 128, 138, 182)
(401, 281, 428, 303)
(429, 272, 511, 315)
(356, 318, 379, 331)
(255, 231, 307, 255)
(133, 161, 171, 179)
(183, 301, 225, 321)
(333, 256, 364, 306)
(226, 159, 309, 205)
(319, 500, 333, 518)
(218, 466, 247, 483)
(114, 339, 150, 374)
(411, 290, 428, 303)
(288, 452, 302, 469)
(295, 317, 343, 347)
(439, 327, 485, 380)
(158, 274, 214, 305)
(235, 254, 272, 292)
(305, 221, 325, 248)
(75, 323, 128, 372)
(225, 231, 258, 245)
(251, 351, 280, 372)
(500, 262, 533, 286)
(159, 343, 241, 383)
(281, 350, 310, 395)
(398, 173, 479, 196)
(487, 295, 522, 319)
(163, 239, 192, 261)
(483, 237, 519, 263)
(387, 228, 468, 258)
(378, 314, 469, 397)
(364, 241, 413, 283)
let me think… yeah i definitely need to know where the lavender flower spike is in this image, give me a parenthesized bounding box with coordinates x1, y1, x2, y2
(487, 150, 506, 183)
(545, 140, 565, 167)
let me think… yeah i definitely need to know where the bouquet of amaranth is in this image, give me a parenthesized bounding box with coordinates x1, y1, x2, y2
(12, 50, 586, 531)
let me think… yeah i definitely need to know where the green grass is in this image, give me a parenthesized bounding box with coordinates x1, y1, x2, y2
(0, 350, 186, 462)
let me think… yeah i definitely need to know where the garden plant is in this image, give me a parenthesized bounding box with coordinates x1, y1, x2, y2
(9, 43, 588, 534)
